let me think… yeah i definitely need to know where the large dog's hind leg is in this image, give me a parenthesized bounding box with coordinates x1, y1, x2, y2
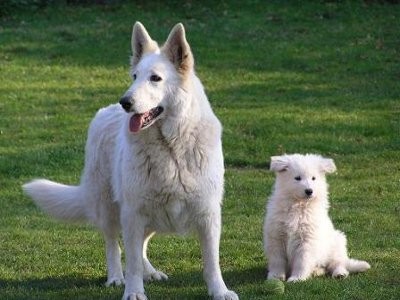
(100, 200, 124, 287)
(104, 228, 125, 286)
(92, 187, 124, 287)
(143, 231, 168, 282)
(198, 214, 238, 300)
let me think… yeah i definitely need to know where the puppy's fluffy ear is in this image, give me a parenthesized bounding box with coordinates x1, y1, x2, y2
(131, 22, 158, 67)
(161, 23, 194, 76)
(320, 157, 336, 174)
(270, 156, 289, 172)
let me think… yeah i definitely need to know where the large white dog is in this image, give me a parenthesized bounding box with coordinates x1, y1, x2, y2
(263, 154, 370, 282)
(23, 22, 238, 300)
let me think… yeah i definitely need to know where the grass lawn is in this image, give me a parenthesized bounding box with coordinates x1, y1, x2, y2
(1, 1, 399, 299)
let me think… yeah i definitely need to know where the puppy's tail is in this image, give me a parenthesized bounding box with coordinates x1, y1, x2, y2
(23, 179, 87, 222)
(346, 258, 371, 273)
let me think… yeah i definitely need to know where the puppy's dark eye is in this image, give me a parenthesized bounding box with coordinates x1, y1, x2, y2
(133, 74, 137, 80)
(150, 74, 162, 82)
(312, 176, 316, 181)
(295, 176, 301, 181)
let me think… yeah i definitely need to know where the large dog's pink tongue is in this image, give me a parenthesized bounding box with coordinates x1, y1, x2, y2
(129, 114, 144, 133)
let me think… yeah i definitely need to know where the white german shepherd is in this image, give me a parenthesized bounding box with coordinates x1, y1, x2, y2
(23, 22, 238, 300)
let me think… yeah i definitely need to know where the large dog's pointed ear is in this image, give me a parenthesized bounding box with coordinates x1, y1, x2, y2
(161, 23, 194, 76)
(270, 156, 290, 172)
(319, 157, 336, 174)
(131, 22, 158, 67)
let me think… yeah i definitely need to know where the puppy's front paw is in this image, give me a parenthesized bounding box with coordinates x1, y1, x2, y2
(267, 272, 286, 281)
(287, 276, 306, 282)
(213, 290, 239, 300)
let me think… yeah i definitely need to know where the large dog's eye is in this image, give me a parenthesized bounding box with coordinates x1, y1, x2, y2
(295, 176, 301, 181)
(312, 176, 316, 181)
(150, 74, 162, 82)
(133, 74, 137, 80)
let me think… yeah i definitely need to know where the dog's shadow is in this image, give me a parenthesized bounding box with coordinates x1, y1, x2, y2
(0, 266, 266, 299)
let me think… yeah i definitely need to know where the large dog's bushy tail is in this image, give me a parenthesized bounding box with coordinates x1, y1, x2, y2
(346, 258, 371, 273)
(23, 179, 87, 222)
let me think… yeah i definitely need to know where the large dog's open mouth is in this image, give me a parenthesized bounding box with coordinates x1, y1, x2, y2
(129, 106, 164, 133)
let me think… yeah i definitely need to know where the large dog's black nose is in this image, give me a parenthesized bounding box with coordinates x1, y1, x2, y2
(119, 96, 132, 112)
(305, 188, 313, 196)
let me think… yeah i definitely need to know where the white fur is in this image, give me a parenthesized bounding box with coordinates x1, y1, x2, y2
(263, 154, 370, 282)
(23, 22, 238, 300)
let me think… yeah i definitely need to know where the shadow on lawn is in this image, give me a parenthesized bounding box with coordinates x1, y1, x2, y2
(0, 266, 266, 299)
(0, 275, 121, 300)
(0, 275, 105, 290)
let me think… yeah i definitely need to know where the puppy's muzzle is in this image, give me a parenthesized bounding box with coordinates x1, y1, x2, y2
(119, 96, 132, 112)
(305, 188, 313, 196)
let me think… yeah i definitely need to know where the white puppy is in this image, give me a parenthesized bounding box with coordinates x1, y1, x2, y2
(263, 154, 370, 282)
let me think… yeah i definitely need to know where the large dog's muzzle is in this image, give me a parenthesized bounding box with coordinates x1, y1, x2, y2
(119, 96, 132, 112)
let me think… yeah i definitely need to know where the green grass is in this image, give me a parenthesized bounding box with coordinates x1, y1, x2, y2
(1, 1, 399, 299)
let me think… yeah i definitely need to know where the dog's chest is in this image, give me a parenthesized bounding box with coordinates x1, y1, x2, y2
(285, 204, 316, 240)
(127, 138, 209, 233)
(133, 138, 203, 192)
(146, 195, 193, 234)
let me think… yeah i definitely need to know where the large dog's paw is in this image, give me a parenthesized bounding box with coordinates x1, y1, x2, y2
(144, 270, 168, 282)
(124, 293, 147, 300)
(105, 276, 125, 287)
(213, 290, 239, 300)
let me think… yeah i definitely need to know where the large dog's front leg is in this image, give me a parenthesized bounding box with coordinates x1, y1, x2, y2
(198, 213, 238, 300)
(121, 206, 147, 300)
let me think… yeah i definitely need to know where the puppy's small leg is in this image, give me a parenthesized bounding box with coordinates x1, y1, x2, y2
(328, 230, 350, 278)
(197, 213, 238, 300)
(287, 248, 314, 282)
(266, 242, 287, 281)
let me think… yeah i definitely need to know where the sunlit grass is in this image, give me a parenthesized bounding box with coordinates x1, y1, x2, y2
(0, 1, 399, 299)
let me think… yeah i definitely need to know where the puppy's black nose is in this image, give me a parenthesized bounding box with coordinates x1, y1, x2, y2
(119, 96, 132, 112)
(305, 188, 313, 196)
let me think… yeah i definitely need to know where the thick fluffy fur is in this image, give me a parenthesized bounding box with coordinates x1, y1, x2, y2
(23, 22, 238, 300)
(263, 154, 370, 282)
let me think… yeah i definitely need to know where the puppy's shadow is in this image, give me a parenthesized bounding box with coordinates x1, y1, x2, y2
(149, 266, 267, 299)
(224, 265, 267, 285)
